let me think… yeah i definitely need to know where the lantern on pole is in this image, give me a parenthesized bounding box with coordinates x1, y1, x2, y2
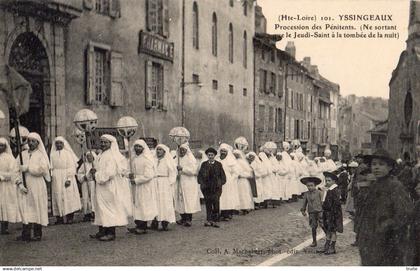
(169, 126, 190, 170)
(117, 116, 138, 171)
(73, 109, 98, 150)
(234, 136, 249, 152)
(73, 128, 89, 184)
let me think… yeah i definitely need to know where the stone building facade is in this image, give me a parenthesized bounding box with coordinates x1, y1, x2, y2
(182, 0, 255, 148)
(338, 95, 388, 156)
(0, 0, 183, 152)
(388, 0, 420, 161)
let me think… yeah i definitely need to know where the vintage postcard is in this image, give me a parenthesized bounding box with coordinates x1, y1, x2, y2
(0, 0, 418, 268)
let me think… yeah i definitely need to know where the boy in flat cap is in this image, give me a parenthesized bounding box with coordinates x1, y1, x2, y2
(197, 148, 226, 228)
(318, 171, 343, 255)
(300, 176, 323, 247)
(357, 149, 413, 266)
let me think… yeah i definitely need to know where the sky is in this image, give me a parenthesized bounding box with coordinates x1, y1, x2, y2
(258, 0, 410, 99)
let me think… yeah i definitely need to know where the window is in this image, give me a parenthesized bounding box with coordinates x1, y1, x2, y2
(300, 119, 304, 139)
(146, 0, 169, 37)
(228, 23, 233, 63)
(145, 61, 167, 110)
(86, 42, 123, 106)
(261, 49, 265, 61)
(212, 13, 217, 56)
(271, 49, 275, 62)
(277, 74, 283, 97)
(295, 119, 300, 139)
(258, 105, 265, 131)
(95, 0, 110, 14)
(275, 108, 283, 133)
(308, 121, 311, 140)
(212, 80, 218, 90)
(285, 116, 289, 139)
(291, 91, 294, 109)
(229, 84, 234, 94)
(310, 95, 313, 112)
(243, 2, 248, 16)
(268, 107, 274, 132)
(192, 2, 199, 49)
(93, 48, 108, 104)
(270, 72, 276, 95)
(229, 0, 234, 7)
(243, 88, 247, 96)
(243, 31, 247, 68)
(192, 74, 199, 84)
(259, 69, 267, 93)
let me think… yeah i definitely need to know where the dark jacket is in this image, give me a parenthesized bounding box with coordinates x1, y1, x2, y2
(197, 160, 226, 198)
(358, 176, 414, 266)
(322, 185, 343, 233)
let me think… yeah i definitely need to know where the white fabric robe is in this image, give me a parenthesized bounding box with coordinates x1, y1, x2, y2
(93, 150, 128, 227)
(281, 151, 299, 196)
(117, 158, 133, 218)
(155, 158, 176, 223)
(276, 158, 290, 200)
(269, 156, 282, 200)
(18, 149, 50, 226)
(77, 161, 96, 214)
(249, 158, 267, 204)
(236, 157, 254, 210)
(175, 156, 201, 214)
(0, 151, 21, 223)
(50, 150, 81, 216)
(258, 153, 275, 201)
(325, 158, 337, 172)
(219, 157, 241, 210)
(131, 154, 159, 221)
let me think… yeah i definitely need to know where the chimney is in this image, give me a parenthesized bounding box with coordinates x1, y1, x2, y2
(285, 41, 296, 58)
(302, 57, 311, 69)
(255, 5, 267, 33)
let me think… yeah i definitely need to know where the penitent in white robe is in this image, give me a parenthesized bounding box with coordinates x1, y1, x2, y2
(155, 158, 176, 223)
(18, 150, 50, 226)
(175, 156, 201, 214)
(50, 150, 81, 216)
(131, 154, 159, 221)
(250, 159, 267, 204)
(219, 157, 241, 211)
(0, 152, 21, 223)
(77, 161, 96, 214)
(236, 158, 254, 210)
(94, 150, 128, 227)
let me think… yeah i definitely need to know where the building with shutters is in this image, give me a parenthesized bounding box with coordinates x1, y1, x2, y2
(388, 0, 420, 161)
(0, 0, 183, 151)
(253, 5, 285, 150)
(181, 0, 255, 148)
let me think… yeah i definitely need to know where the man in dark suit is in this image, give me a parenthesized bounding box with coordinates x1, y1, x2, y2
(197, 147, 226, 228)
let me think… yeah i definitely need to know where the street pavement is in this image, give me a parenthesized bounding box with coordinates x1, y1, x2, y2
(0, 199, 361, 266)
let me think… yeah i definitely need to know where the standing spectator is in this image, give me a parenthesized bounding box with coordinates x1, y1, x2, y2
(358, 149, 414, 266)
(197, 148, 226, 228)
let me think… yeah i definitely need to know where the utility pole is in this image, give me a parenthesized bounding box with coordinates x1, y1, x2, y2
(181, 0, 185, 127)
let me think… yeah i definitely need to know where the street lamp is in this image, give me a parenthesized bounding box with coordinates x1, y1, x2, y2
(234, 136, 249, 152)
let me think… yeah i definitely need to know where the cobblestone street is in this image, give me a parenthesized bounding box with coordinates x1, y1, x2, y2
(0, 200, 361, 266)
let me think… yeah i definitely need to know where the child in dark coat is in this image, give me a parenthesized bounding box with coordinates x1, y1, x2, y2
(300, 177, 324, 247)
(318, 171, 343, 255)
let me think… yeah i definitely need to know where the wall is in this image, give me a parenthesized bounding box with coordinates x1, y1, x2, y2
(183, 0, 254, 148)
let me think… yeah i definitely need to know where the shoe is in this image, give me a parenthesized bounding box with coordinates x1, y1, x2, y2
(99, 234, 115, 241)
(310, 241, 317, 247)
(317, 240, 330, 253)
(221, 217, 229, 222)
(82, 215, 91, 222)
(176, 220, 185, 226)
(325, 242, 336, 255)
(90, 232, 104, 239)
(16, 235, 30, 242)
(30, 236, 41, 242)
(150, 220, 159, 231)
(184, 222, 192, 227)
(128, 228, 147, 235)
(211, 223, 220, 228)
(204, 222, 212, 227)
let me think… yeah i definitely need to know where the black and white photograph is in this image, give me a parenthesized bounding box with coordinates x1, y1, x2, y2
(0, 0, 419, 268)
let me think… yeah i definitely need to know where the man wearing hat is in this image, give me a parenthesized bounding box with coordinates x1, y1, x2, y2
(197, 147, 226, 228)
(300, 176, 323, 247)
(357, 149, 414, 266)
(318, 171, 343, 255)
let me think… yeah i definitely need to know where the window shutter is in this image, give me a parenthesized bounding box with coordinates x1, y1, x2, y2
(110, 51, 123, 107)
(162, 0, 170, 38)
(83, 0, 93, 10)
(278, 74, 283, 98)
(110, 0, 121, 18)
(157, 65, 164, 110)
(85, 44, 95, 105)
(162, 64, 169, 111)
(146, 0, 157, 32)
(145, 60, 153, 109)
